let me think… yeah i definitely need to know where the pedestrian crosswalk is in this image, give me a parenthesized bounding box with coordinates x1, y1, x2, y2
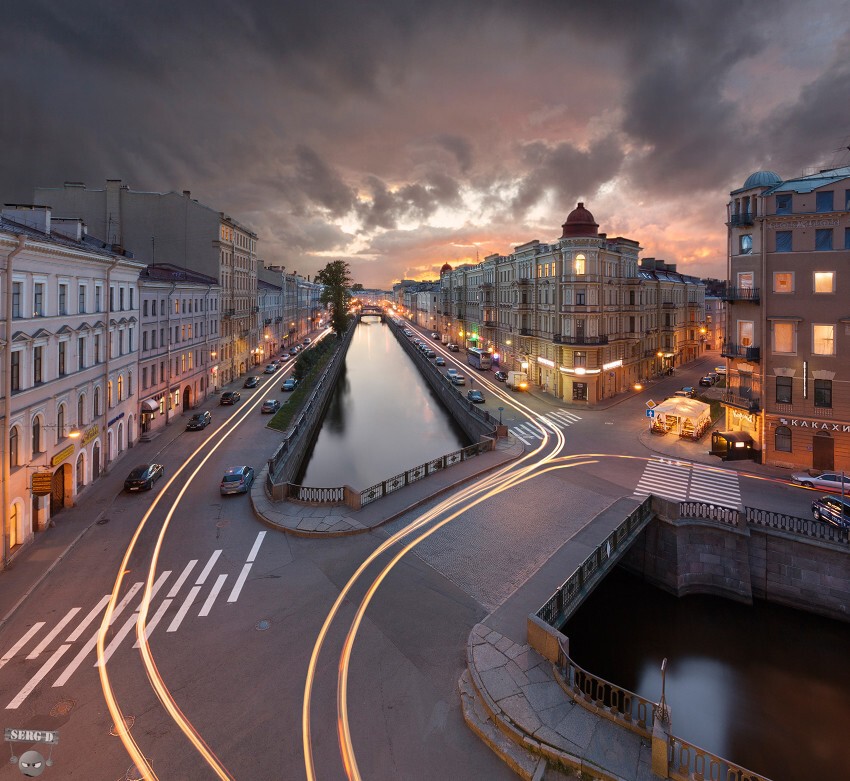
(634, 459, 742, 508)
(510, 410, 582, 444)
(1, 531, 267, 710)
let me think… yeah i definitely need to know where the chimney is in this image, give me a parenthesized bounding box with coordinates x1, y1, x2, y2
(51, 217, 86, 242)
(183, 190, 191, 198)
(2, 204, 52, 234)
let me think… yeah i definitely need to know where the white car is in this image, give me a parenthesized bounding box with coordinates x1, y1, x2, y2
(791, 471, 850, 492)
(714, 365, 727, 375)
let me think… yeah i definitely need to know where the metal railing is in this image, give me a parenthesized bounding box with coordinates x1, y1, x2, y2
(553, 334, 609, 345)
(668, 736, 769, 781)
(721, 342, 760, 361)
(721, 391, 761, 412)
(679, 501, 740, 527)
(719, 286, 760, 302)
(746, 506, 849, 544)
(288, 485, 345, 504)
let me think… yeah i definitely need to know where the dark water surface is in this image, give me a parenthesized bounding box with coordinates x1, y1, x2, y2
(298, 318, 468, 489)
(564, 568, 850, 781)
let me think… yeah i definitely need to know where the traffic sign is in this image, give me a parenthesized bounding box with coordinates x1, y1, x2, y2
(645, 409, 655, 418)
(646, 399, 657, 409)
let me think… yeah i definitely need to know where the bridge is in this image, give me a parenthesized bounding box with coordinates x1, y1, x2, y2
(358, 305, 384, 321)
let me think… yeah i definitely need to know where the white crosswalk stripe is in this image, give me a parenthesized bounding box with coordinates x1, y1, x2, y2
(1, 533, 269, 709)
(508, 409, 582, 444)
(633, 460, 742, 508)
(546, 410, 582, 426)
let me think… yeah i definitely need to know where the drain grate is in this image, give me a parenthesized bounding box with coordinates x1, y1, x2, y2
(109, 715, 135, 736)
(256, 619, 271, 631)
(50, 698, 75, 717)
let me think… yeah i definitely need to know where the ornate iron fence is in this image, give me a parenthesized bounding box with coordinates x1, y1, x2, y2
(288, 486, 345, 504)
(679, 501, 740, 526)
(668, 736, 770, 781)
(746, 506, 849, 544)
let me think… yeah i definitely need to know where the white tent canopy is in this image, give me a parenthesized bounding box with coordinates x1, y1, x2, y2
(650, 397, 712, 439)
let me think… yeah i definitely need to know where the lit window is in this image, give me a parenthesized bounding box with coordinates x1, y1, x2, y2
(574, 254, 586, 275)
(813, 324, 834, 355)
(814, 272, 834, 293)
(737, 320, 754, 347)
(739, 234, 752, 254)
(772, 322, 795, 354)
(773, 272, 794, 293)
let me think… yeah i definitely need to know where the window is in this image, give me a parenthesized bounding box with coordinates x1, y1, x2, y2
(94, 334, 101, 363)
(58, 342, 66, 375)
(32, 417, 41, 455)
(117, 375, 123, 402)
(78, 394, 85, 425)
(78, 337, 85, 370)
(776, 376, 792, 404)
(79, 285, 86, 313)
(94, 387, 101, 416)
(119, 330, 124, 355)
(33, 283, 45, 316)
(739, 234, 752, 254)
(574, 254, 586, 275)
(816, 191, 834, 212)
(776, 194, 792, 214)
(576, 292, 586, 305)
(775, 231, 792, 252)
(174, 298, 179, 314)
(59, 284, 68, 315)
(813, 324, 835, 355)
(773, 322, 795, 354)
(33, 346, 43, 384)
(143, 366, 148, 389)
(12, 282, 21, 318)
(815, 229, 833, 251)
(11, 351, 20, 391)
(57, 405, 66, 440)
(129, 289, 134, 310)
(143, 331, 148, 351)
(814, 379, 832, 408)
(119, 288, 125, 310)
(846, 228, 850, 250)
(775, 426, 792, 452)
(107, 381, 113, 408)
(814, 271, 834, 293)
(737, 272, 754, 290)
(574, 351, 587, 368)
(109, 287, 115, 310)
(10, 426, 20, 467)
(773, 272, 794, 293)
(152, 300, 157, 316)
(152, 330, 157, 349)
(846, 189, 850, 211)
(738, 320, 754, 347)
(143, 300, 148, 317)
(95, 285, 102, 312)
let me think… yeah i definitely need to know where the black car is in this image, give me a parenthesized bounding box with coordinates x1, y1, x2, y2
(812, 495, 850, 528)
(186, 411, 212, 430)
(244, 376, 260, 388)
(124, 463, 164, 492)
(494, 370, 508, 382)
(699, 374, 718, 387)
(220, 391, 241, 405)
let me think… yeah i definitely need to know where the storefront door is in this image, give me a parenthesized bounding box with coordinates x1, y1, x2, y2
(813, 432, 834, 471)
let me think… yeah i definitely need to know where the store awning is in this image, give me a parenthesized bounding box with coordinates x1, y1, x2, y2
(141, 398, 160, 413)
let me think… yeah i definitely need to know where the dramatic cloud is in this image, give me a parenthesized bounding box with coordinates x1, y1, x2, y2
(3, 0, 849, 287)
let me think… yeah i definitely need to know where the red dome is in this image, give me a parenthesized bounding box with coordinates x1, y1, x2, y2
(561, 202, 599, 238)
(440, 262, 452, 274)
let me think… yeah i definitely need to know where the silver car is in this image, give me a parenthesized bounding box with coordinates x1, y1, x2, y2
(791, 471, 850, 491)
(220, 466, 255, 495)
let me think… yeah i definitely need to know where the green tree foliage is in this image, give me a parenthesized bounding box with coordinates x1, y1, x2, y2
(351, 283, 364, 292)
(316, 260, 353, 337)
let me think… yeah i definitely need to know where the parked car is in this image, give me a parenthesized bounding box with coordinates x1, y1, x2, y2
(425, 349, 436, 358)
(467, 390, 485, 403)
(435, 356, 446, 366)
(243, 376, 260, 388)
(220, 391, 241, 405)
(282, 378, 298, 392)
(263, 364, 277, 374)
(403, 329, 413, 336)
(447, 343, 460, 352)
(431, 332, 440, 340)
(698, 375, 716, 387)
(186, 411, 212, 430)
(220, 466, 255, 495)
(261, 399, 281, 414)
(677, 386, 697, 398)
(279, 354, 291, 363)
(792, 471, 850, 491)
(714, 365, 727, 375)
(494, 370, 508, 382)
(303, 337, 312, 345)
(124, 463, 164, 492)
(451, 374, 466, 386)
(812, 495, 850, 528)
(289, 347, 299, 355)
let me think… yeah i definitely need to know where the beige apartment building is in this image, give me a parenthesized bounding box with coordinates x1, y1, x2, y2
(724, 166, 850, 470)
(439, 204, 705, 404)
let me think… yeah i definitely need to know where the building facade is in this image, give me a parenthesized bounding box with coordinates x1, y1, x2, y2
(723, 166, 850, 470)
(138, 264, 221, 436)
(1, 206, 145, 562)
(439, 205, 705, 404)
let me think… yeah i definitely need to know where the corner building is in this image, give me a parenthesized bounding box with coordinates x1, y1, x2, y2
(724, 166, 850, 470)
(440, 204, 705, 404)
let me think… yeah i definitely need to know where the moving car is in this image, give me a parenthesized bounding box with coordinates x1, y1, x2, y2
(186, 411, 212, 430)
(261, 399, 280, 414)
(431, 332, 440, 340)
(792, 471, 850, 491)
(263, 364, 277, 374)
(244, 376, 260, 388)
(435, 356, 446, 366)
(124, 463, 164, 492)
(220, 391, 241, 405)
(467, 389, 485, 403)
(220, 466, 255, 495)
(282, 378, 298, 391)
(675, 386, 697, 398)
(698, 374, 717, 387)
(451, 374, 466, 386)
(812, 495, 850, 528)
(279, 354, 291, 363)
(446, 368, 458, 380)
(447, 343, 460, 352)
(494, 370, 508, 382)
(714, 365, 727, 375)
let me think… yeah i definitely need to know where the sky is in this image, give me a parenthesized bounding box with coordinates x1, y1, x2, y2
(4, 0, 850, 289)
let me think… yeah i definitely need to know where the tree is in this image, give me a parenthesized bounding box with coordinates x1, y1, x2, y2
(316, 260, 353, 337)
(351, 283, 364, 292)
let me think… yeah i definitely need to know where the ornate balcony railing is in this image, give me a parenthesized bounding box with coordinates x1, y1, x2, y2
(553, 334, 609, 345)
(721, 391, 760, 413)
(720, 286, 760, 303)
(728, 212, 754, 226)
(721, 343, 760, 361)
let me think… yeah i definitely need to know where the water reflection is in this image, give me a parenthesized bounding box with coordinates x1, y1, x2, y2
(565, 568, 850, 780)
(297, 319, 468, 489)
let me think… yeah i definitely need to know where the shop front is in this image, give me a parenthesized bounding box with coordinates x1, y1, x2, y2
(765, 414, 850, 472)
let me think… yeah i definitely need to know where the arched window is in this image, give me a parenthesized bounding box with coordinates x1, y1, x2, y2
(775, 425, 792, 452)
(94, 387, 101, 416)
(575, 254, 586, 275)
(8, 503, 20, 549)
(117, 374, 124, 402)
(117, 422, 124, 453)
(107, 381, 113, 408)
(57, 404, 66, 440)
(78, 393, 86, 426)
(10, 426, 20, 467)
(76, 452, 85, 491)
(128, 371, 133, 397)
(32, 416, 42, 455)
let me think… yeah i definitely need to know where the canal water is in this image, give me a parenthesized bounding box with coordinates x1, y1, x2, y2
(564, 568, 850, 780)
(297, 318, 469, 489)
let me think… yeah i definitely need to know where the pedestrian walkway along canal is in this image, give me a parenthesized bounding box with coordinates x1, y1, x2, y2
(297, 316, 468, 489)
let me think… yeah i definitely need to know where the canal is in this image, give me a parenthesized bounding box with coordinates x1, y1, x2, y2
(565, 567, 850, 780)
(297, 318, 469, 489)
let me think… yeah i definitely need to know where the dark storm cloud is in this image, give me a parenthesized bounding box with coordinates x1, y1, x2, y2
(433, 135, 474, 174)
(355, 173, 461, 231)
(290, 146, 357, 217)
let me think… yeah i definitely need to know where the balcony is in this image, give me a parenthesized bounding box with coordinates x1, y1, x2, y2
(553, 334, 609, 345)
(722, 391, 760, 413)
(728, 212, 754, 227)
(442, 310, 451, 316)
(720, 286, 760, 303)
(263, 318, 272, 325)
(661, 301, 676, 309)
(483, 320, 497, 328)
(223, 309, 235, 318)
(721, 342, 760, 361)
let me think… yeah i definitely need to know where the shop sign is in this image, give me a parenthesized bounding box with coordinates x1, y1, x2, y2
(81, 424, 99, 445)
(769, 218, 839, 229)
(108, 411, 125, 427)
(31, 472, 53, 496)
(51, 444, 75, 467)
(537, 357, 555, 367)
(779, 417, 850, 432)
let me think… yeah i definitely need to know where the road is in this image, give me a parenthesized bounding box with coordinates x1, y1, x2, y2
(0, 329, 821, 780)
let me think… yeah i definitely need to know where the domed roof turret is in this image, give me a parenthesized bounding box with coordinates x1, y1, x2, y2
(743, 170, 782, 189)
(561, 202, 599, 238)
(440, 262, 452, 274)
